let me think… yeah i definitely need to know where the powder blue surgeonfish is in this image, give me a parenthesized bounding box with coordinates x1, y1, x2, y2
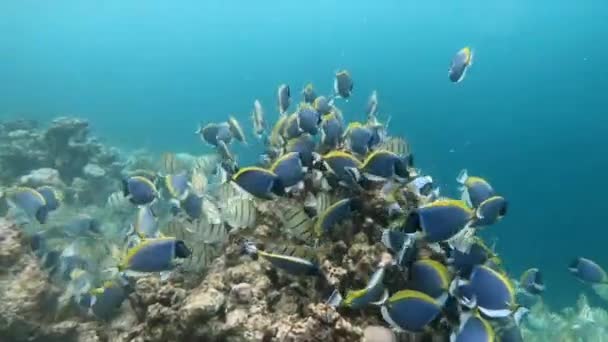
(334, 70, 353, 99)
(133, 205, 159, 238)
(165, 172, 190, 201)
(242, 241, 320, 276)
(569, 257, 608, 284)
(36, 186, 62, 212)
(297, 104, 321, 135)
(520, 268, 545, 295)
(231, 167, 285, 200)
(8, 187, 49, 224)
(330, 261, 390, 310)
(197, 122, 233, 147)
(270, 152, 305, 192)
(313, 96, 333, 115)
(456, 169, 495, 208)
(448, 47, 473, 83)
(314, 198, 360, 237)
(119, 237, 191, 273)
(122, 176, 158, 206)
(301, 83, 317, 104)
(320, 113, 343, 149)
(359, 150, 409, 182)
(405, 199, 474, 243)
(469, 265, 516, 318)
(319, 150, 362, 186)
(344, 122, 373, 156)
(380, 290, 442, 332)
(285, 134, 316, 168)
(283, 113, 302, 140)
(472, 196, 508, 227)
(409, 259, 451, 304)
(277, 84, 291, 116)
(451, 312, 495, 342)
(80, 277, 131, 320)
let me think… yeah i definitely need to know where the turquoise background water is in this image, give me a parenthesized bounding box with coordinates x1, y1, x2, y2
(1, 0, 607, 309)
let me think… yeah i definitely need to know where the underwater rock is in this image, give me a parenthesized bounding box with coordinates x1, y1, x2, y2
(0, 219, 63, 341)
(182, 287, 226, 322)
(83, 163, 106, 179)
(363, 325, 397, 342)
(0, 218, 23, 268)
(19, 167, 64, 187)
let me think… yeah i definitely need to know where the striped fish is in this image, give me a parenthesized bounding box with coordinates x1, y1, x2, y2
(278, 204, 314, 243)
(190, 168, 208, 196)
(222, 197, 257, 231)
(106, 191, 131, 211)
(162, 152, 179, 175)
(379, 137, 411, 158)
(202, 197, 222, 225)
(215, 182, 240, 202)
(194, 154, 221, 176)
(163, 219, 223, 272)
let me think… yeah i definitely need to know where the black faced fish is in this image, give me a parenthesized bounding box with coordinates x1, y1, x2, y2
(381, 229, 416, 265)
(80, 277, 130, 320)
(277, 84, 291, 116)
(456, 169, 495, 208)
(301, 83, 317, 104)
(451, 312, 495, 342)
(36, 186, 62, 212)
(242, 241, 320, 276)
(520, 268, 544, 295)
(469, 265, 516, 318)
(8, 187, 48, 224)
(196, 122, 233, 147)
(334, 70, 353, 99)
(297, 104, 321, 135)
(313, 96, 333, 115)
(228, 116, 247, 144)
(165, 172, 190, 201)
(320, 113, 343, 149)
(270, 152, 305, 192)
(366, 90, 379, 121)
(251, 99, 266, 138)
(405, 199, 474, 243)
(344, 122, 373, 156)
(359, 150, 409, 182)
(285, 134, 316, 168)
(133, 205, 159, 238)
(473, 196, 508, 227)
(119, 237, 191, 273)
(179, 192, 204, 220)
(409, 259, 451, 304)
(335, 264, 389, 309)
(231, 167, 285, 200)
(448, 47, 473, 83)
(122, 176, 158, 205)
(449, 237, 499, 278)
(569, 257, 608, 284)
(380, 290, 442, 332)
(314, 198, 358, 237)
(319, 150, 363, 186)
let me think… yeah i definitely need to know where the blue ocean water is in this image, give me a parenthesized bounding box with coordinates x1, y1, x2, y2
(1, 0, 607, 309)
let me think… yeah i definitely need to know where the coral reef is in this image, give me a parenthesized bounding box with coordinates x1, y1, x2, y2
(0, 117, 123, 206)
